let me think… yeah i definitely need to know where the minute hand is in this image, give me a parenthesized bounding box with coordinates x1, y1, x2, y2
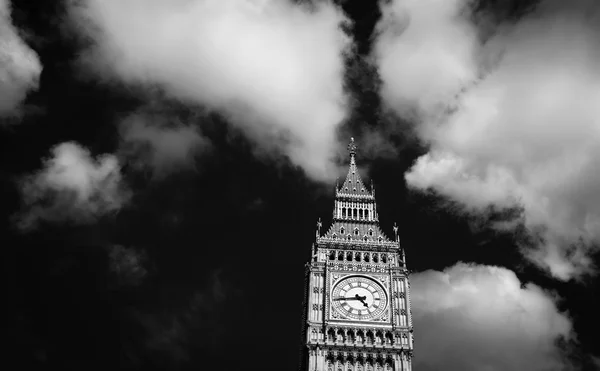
(332, 296, 367, 301)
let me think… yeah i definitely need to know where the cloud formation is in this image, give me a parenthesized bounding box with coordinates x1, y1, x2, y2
(119, 112, 210, 179)
(375, 0, 480, 122)
(68, 0, 352, 181)
(412, 263, 574, 371)
(0, 0, 42, 119)
(375, 0, 600, 279)
(15, 142, 130, 231)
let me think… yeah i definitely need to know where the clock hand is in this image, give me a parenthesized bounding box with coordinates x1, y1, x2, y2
(356, 295, 368, 307)
(332, 294, 369, 301)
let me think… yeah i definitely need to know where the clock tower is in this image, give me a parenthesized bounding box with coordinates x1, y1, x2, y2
(300, 138, 414, 371)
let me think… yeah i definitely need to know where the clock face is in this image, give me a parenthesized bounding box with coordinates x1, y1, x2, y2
(331, 276, 388, 321)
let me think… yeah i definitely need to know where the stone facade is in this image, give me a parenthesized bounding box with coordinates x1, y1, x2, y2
(300, 138, 414, 371)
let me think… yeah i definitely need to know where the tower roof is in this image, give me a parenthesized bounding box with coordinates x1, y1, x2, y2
(317, 138, 396, 248)
(336, 137, 372, 199)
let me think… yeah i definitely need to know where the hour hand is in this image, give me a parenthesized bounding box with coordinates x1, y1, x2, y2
(333, 297, 361, 301)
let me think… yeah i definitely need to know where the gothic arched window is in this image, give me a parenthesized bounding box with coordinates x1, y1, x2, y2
(385, 332, 393, 344)
(365, 210, 369, 219)
(347, 329, 355, 342)
(356, 330, 364, 344)
(327, 328, 335, 342)
(369, 229, 373, 236)
(340, 227, 345, 234)
(354, 228, 359, 236)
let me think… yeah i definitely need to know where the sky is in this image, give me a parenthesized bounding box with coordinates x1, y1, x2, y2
(2, 0, 599, 370)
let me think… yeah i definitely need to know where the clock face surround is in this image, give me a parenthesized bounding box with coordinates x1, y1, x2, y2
(331, 275, 388, 321)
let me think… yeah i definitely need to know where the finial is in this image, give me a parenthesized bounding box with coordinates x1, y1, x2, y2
(393, 222, 399, 242)
(347, 137, 357, 157)
(402, 248, 406, 267)
(316, 217, 322, 237)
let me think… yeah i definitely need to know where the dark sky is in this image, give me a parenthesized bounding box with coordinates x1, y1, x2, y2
(3, 1, 599, 371)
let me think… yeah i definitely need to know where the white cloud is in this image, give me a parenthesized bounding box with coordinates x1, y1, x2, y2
(119, 113, 210, 179)
(374, 0, 480, 123)
(375, 0, 600, 279)
(412, 263, 574, 371)
(15, 142, 130, 231)
(67, 0, 352, 181)
(0, 0, 42, 119)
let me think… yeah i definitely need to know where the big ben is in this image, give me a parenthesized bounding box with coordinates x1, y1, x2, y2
(300, 138, 414, 371)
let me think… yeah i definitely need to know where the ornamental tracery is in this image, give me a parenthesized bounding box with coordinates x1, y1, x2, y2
(325, 352, 395, 371)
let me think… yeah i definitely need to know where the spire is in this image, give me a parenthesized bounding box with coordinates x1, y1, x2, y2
(348, 137, 357, 158)
(338, 137, 370, 197)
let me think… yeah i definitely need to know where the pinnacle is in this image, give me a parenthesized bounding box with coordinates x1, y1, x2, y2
(338, 137, 371, 198)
